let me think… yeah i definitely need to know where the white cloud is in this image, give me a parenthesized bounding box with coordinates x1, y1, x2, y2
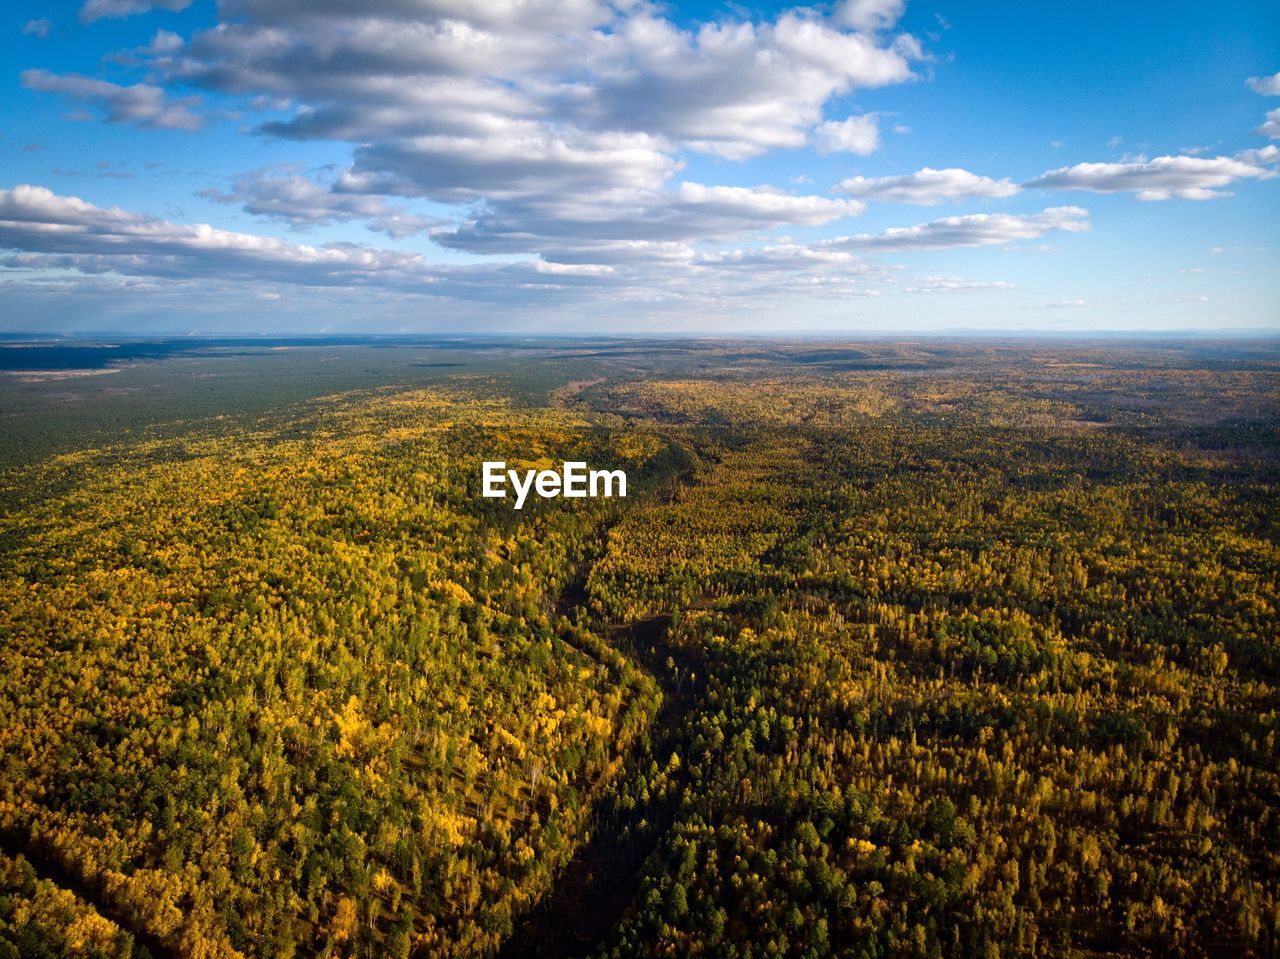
(1237, 145, 1279, 165)
(432, 182, 865, 260)
(0, 185, 882, 314)
(336, 127, 678, 203)
(1025, 152, 1278, 200)
(145, 29, 184, 54)
(834, 0, 906, 32)
(673, 182, 862, 224)
(1246, 72, 1280, 95)
(218, 0, 614, 33)
(694, 243, 872, 272)
(1259, 109, 1280, 140)
(23, 19, 51, 38)
(814, 115, 879, 155)
(0, 185, 427, 286)
(158, 2, 920, 164)
(901, 276, 1017, 293)
(838, 166, 1020, 204)
(90, 0, 927, 272)
(823, 206, 1090, 252)
(532, 260, 616, 276)
(81, 0, 191, 23)
(0, 184, 637, 307)
(202, 169, 442, 238)
(21, 69, 202, 130)
(567, 13, 918, 159)
(684, 242, 885, 303)
(529, 241, 695, 267)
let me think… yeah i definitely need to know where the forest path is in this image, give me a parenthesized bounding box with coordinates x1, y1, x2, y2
(496, 613, 704, 959)
(0, 826, 178, 959)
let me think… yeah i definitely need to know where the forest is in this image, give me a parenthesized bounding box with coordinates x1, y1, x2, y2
(0, 337, 1276, 958)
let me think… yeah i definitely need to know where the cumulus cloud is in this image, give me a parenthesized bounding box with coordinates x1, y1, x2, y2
(672, 182, 862, 225)
(144, 29, 185, 54)
(838, 166, 1020, 204)
(153, 1, 920, 167)
(0, 184, 431, 288)
(1246, 72, 1280, 95)
(1025, 152, 1277, 200)
(336, 127, 678, 203)
(76, 0, 925, 274)
(566, 13, 916, 159)
(694, 243, 873, 272)
(217, 0, 613, 32)
(823, 206, 1089, 252)
(681, 242, 885, 303)
(15, 1, 1071, 322)
(1236, 145, 1280, 165)
(81, 0, 192, 23)
(814, 115, 880, 155)
(0, 185, 882, 313)
(23, 19, 51, 38)
(834, 0, 907, 32)
(203, 169, 442, 237)
(22, 69, 202, 130)
(0, 185, 652, 311)
(431, 182, 863, 261)
(0, 185, 1107, 324)
(1259, 109, 1280, 139)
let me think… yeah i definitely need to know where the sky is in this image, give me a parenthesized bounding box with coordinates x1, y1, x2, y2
(0, 0, 1277, 335)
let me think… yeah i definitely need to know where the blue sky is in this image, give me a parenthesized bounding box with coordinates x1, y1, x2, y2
(1, 0, 1277, 334)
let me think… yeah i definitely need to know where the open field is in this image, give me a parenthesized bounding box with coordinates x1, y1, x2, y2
(1, 337, 1277, 958)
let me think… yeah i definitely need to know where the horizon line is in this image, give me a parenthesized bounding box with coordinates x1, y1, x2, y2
(2, 328, 1278, 343)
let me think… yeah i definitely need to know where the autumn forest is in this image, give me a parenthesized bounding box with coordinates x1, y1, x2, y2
(0, 337, 1276, 959)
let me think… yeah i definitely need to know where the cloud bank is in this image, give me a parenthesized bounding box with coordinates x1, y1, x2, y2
(1025, 153, 1276, 200)
(823, 207, 1090, 252)
(838, 167, 1020, 204)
